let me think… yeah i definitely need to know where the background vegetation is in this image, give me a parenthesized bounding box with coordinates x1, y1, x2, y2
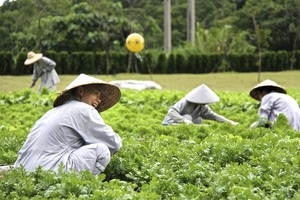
(1, 50, 298, 75)
(1, 0, 299, 53)
(0, 0, 300, 74)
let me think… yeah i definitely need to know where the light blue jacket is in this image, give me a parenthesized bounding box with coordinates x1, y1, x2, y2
(32, 57, 60, 91)
(14, 100, 122, 173)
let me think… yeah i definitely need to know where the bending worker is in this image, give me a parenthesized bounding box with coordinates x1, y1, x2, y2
(249, 79, 300, 131)
(162, 84, 238, 125)
(24, 51, 60, 91)
(14, 74, 122, 175)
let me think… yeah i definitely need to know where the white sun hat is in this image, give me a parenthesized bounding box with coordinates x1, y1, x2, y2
(185, 84, 220, 104)
(53, 73, 121, 112)
(24, 51, 43, 65)
(249, 79, 286, 101)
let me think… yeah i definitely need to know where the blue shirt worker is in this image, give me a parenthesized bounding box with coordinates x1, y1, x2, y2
(14, 74, 122, 175)
(249, 79, 300, 131)
(24, 51, 60, 91)
(162, 84, 238, 125)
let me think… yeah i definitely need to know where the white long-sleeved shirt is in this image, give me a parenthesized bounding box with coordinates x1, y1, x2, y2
(14, 100, 122, 172)
(162, 98, 235, 125)
(259, 92, 300, 131)
(32, 57, 60, 91)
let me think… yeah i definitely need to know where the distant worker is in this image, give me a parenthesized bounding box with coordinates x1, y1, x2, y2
(24, 51, 60, 91)
(249, 79, 300, 131)
(162, 84, 239, 125)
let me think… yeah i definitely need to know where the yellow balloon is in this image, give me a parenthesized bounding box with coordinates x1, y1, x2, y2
(126, 33, 144, 52)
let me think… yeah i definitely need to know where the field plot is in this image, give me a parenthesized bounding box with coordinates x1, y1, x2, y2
(1, 87, 300, 199)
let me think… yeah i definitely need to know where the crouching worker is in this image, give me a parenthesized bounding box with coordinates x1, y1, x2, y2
(162, 84, 238, 125)
(249, 79, 300, 131)
(14, 74, 122, 176)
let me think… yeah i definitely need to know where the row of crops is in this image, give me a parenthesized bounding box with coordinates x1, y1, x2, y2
(1, 88, 300, 199)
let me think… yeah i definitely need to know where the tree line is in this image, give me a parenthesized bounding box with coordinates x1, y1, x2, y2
(0, 0, 299, 73)
(1, 50, 299, 75)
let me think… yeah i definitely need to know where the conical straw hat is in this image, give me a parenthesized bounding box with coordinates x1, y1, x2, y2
(185, 84, 220, 104)
(249, 79, 286, 101)
(24, 51, 43, 65)
(53, 74, 121, 112)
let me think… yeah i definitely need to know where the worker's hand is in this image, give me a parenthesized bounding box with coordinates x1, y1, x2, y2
(231, 121, 239, 126)
(30, 81, 36, 88)
(249, 121, 259, 128)
(250, 117, 270, 129)
(184, 118, 193, 125)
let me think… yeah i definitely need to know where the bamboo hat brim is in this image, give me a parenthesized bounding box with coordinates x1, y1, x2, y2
(185, 84, 220, 104)
(24, 51, 43, 65)
(249, 79, 286, 101)
(53, 73, 121, 112)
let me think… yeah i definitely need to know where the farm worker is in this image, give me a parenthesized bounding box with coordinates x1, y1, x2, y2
(14, 74, 122, 175)
(162, 84, 239, 125)
(24, 51, 60, 92)
(249, 79, 300, 131)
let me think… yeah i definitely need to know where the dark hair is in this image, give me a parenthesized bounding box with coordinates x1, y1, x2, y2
(258, 86, 275, 94)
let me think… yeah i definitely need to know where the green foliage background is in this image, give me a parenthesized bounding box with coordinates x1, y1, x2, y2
(1, 0, 300, 75)
(1, 0, 299, 52)
(1, 88, 300, 199)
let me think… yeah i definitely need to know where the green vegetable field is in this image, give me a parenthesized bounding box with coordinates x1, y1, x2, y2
(1, 86, 300, 199)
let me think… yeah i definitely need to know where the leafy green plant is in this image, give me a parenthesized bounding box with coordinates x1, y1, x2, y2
(1, 88, 300, 199)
